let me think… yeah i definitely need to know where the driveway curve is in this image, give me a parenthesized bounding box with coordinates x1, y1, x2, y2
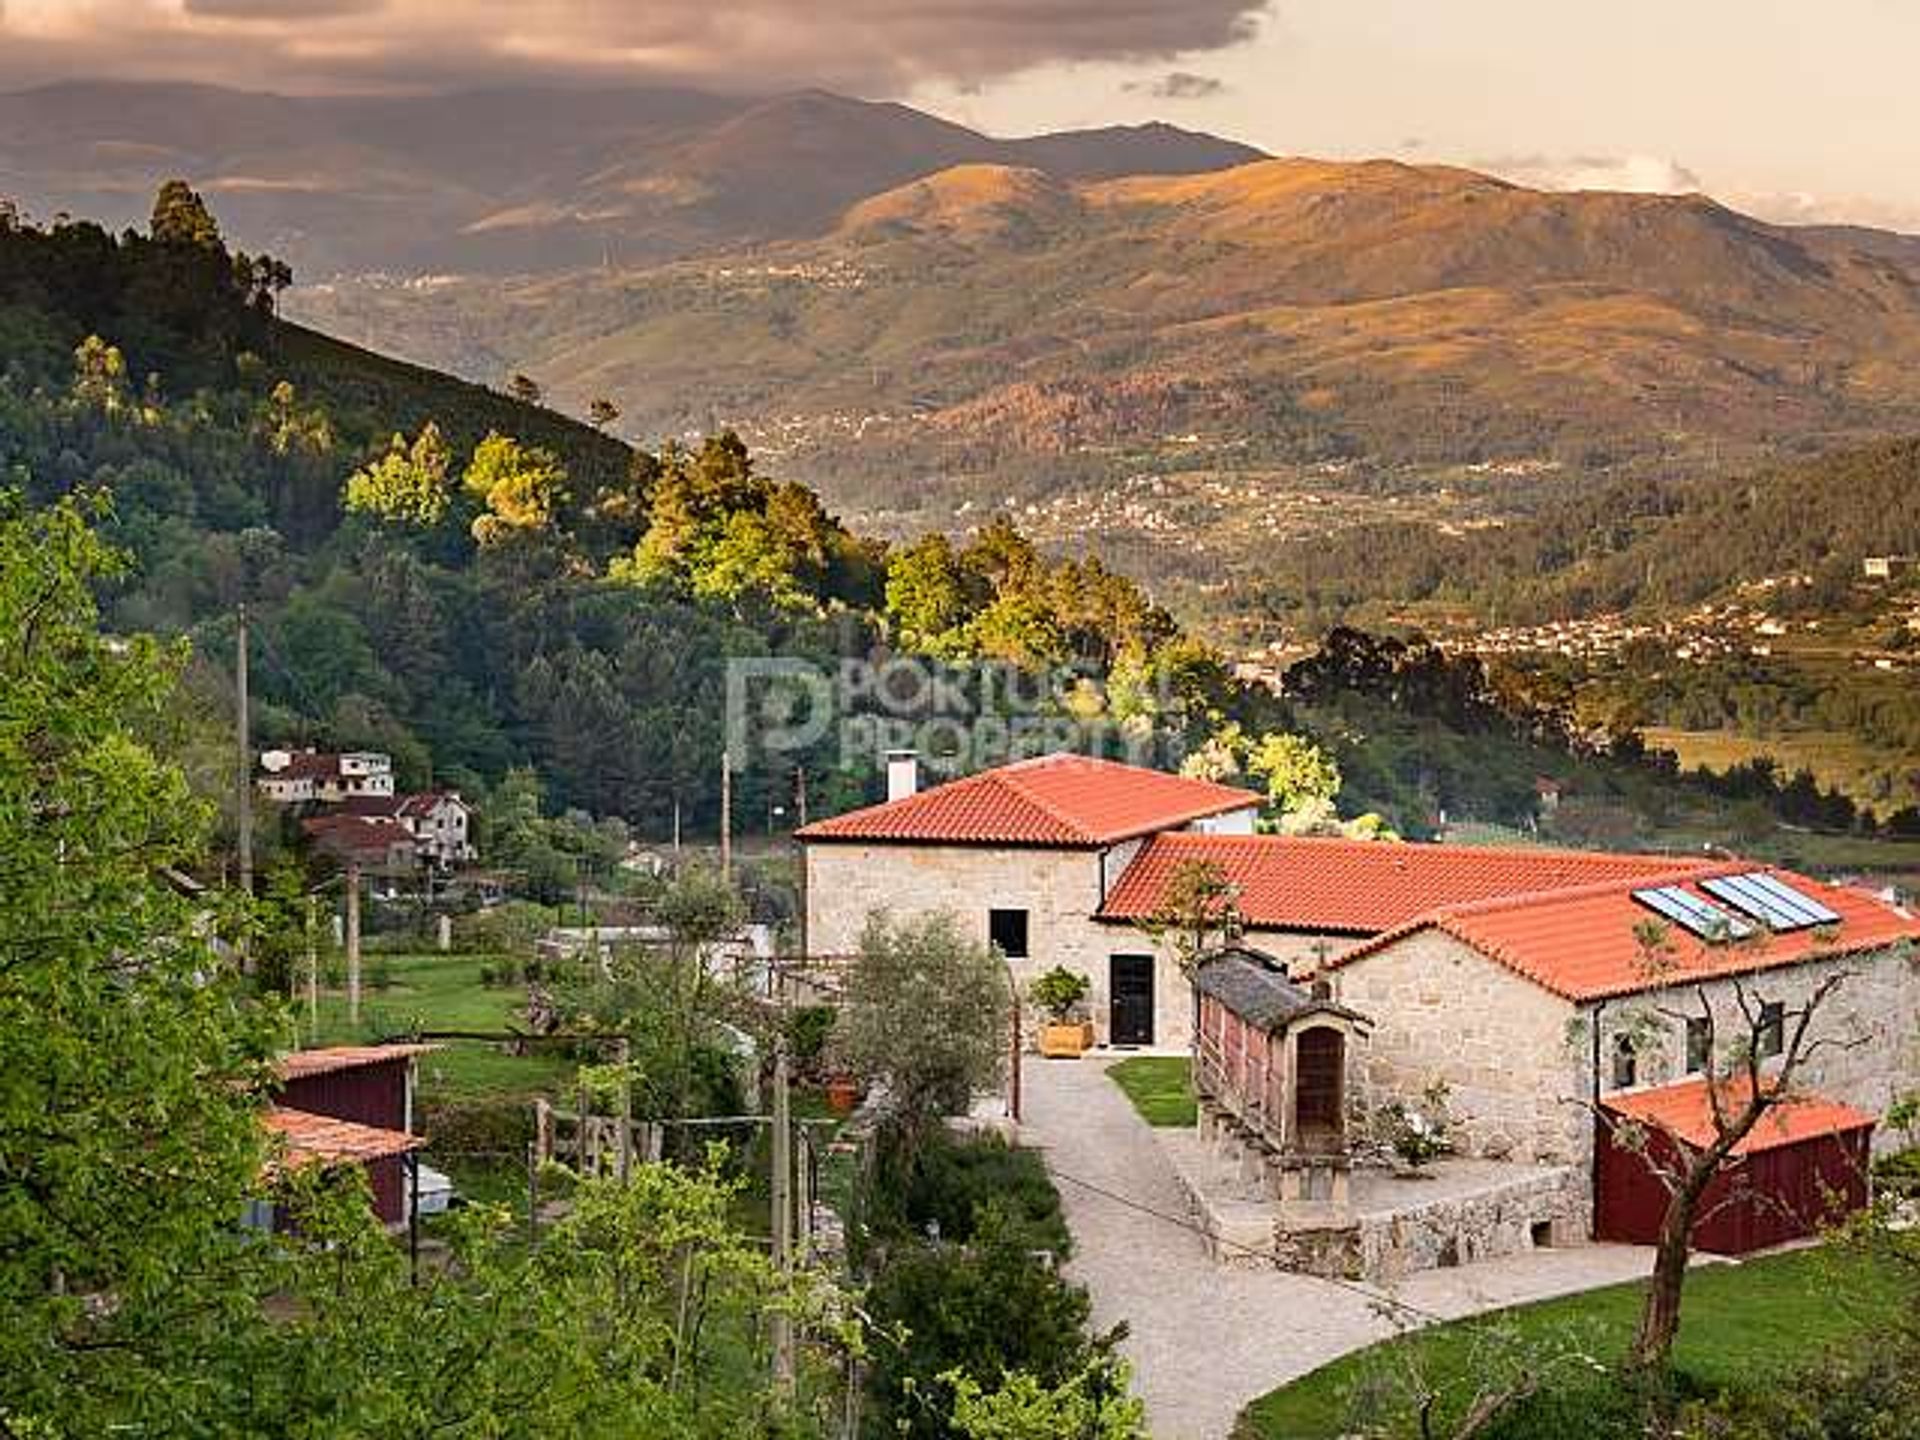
(1018, 1054, 1661, 1439)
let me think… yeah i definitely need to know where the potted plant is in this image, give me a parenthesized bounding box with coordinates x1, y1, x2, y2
(1031, 966, 1094, 1058)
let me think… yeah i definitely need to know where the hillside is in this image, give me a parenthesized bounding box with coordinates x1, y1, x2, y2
(286, 156, 1920, 548)
(0, 81, 1260, 275)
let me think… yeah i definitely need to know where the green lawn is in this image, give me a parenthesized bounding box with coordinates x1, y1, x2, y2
(305, 951, 575, 1105)
(1236, 1246, 1907, 1439)
(1107, 1056, 1197, 1127)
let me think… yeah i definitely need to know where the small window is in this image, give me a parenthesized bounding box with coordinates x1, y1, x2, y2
(988, 908, 1029, 959)
(1612, 1035, 1638, 1090)
(1757, 1002, 1785, 1059)
(1685, 1016, 1711, 1074)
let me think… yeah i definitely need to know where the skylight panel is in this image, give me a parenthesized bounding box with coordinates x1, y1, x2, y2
(1632, 885, 1755, 942)
(1702, 873, 1814, 931)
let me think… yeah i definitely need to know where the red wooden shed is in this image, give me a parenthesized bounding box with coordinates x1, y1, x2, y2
(1596, 1078, 1874, 1255)
(269, 1044, 434, 1225)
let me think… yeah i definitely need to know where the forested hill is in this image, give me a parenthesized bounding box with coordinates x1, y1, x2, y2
(1241, 438, 1920, 631)
(0, 184, 1265, 842)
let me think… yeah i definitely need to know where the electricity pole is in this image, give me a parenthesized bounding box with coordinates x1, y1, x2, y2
(720, 749, 733, 882)
(236, 604, 254, 972)
(346, 860, 363, 1025)
(770, 994, 796, 1398)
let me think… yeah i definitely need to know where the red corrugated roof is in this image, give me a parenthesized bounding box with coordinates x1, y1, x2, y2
(1605, 1076, 1875, 1155)
(278, 1044, 436, 1081)
(795, 754, 1260, 847)
(1334, 865, 1920, 1000)
(1098, 832, 1710, 932)
(265, 1106, 423, 1167)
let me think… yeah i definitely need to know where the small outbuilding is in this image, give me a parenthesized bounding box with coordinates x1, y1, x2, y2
(270, 1044, 435, 1225)
(1192, 946, 1370, 1204)
(1596, 1078, 1875, 1255)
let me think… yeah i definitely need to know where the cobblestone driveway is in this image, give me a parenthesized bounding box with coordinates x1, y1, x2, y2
(1018, 1054, 1660, 1440)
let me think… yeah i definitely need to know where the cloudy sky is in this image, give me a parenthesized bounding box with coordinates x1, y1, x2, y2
(3, 0, 1916, 231)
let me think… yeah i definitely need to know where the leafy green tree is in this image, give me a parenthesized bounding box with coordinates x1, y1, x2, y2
(0, 493, 287, 1429)
(343, 421, 453, 526)
(1248, 730, 1341, 820)
(948, 1360, 1146, 1440)
(886, 533, 979, 652)
(865, 1201, 1121, 1440)
(71, 333, 131, 413)
(464, 430, 567, 544)
(840, 910, 1009, 1153)
(149, 178, 222, 249)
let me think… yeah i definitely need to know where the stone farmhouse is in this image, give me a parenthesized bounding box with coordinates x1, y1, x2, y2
(800, 751, 1920, 1273)
(798, 751, 1262, 1049)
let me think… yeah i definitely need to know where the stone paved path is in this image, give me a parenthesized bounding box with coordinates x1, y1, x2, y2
(1018, 1054, 1662, 1440)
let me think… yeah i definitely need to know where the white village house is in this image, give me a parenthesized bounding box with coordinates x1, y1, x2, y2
(800, 751, 1920, 1274)
(258, 750, 475, 870)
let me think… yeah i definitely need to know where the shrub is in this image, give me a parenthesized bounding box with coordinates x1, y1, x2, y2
(863, 1200, 1120, 1440)
(896, 1133, 1071, 1258)
(1030, 967, 1091, 1023)
(786, 1004, 837, 1082)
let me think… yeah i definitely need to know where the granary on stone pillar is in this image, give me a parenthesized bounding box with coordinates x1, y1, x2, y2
(1191, 945, 1370, 1206)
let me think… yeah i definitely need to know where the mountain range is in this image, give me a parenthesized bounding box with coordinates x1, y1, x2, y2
(0, 80, 1260, 274)
(10, 80, 1920, 578)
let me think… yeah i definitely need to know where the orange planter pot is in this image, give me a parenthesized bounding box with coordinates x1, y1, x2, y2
(1039, 1021, 1094, 1059)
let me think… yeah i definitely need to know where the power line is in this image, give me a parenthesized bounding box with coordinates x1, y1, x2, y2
(1041, 1163, 1455, 1329)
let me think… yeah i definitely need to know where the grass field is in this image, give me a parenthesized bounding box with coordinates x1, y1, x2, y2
(1107, 1056, 1197, 1127)
(306, 951, 575, 1105)
(1236, 1246, 1906, 1439)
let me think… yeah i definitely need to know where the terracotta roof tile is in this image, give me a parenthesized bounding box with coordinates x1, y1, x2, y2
(795, 754, 1260, 847)
(1334, 865, 1920, 1000)
(1098, 832, 1709, 932)
(265, 1106, 423, 1168)
(277, 1044, 436, 1081)
(1605, 1076, 1876, 1155)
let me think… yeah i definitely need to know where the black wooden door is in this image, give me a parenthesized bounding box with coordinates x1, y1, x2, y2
(1109, 954, 1155, 1046)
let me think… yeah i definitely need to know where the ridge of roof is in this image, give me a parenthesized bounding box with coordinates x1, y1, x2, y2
(1098, 831, 1710, 932)
(1329, 864, 1920, 1001)
(794, 752, 1261, 847)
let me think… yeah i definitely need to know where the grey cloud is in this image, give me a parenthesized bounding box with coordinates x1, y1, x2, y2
(185, 0, 386, 16)
(0, 0, 1273, 96)
(1126, 71, 1227, 100)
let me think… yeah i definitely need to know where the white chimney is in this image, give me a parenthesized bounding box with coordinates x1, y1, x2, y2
(886, 749, 920, 803)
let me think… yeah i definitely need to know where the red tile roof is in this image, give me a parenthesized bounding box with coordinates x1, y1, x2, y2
(795, 754, 1260, 847)
(1605, 1076, 1875, 1156)
(1098, 832, 1710, 932)
(278, 1044, 437, 1081)
(265, 1106, 423, 1167)
(1334, 865, 1920, 1000)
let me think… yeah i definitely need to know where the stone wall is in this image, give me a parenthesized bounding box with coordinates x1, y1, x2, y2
(1349, 1164, 1589, 1283)
(1589, 945, 1920, 1158)
(1331, 931, 1591, 1165)
(1334, 928, 1920, 1177)
(804, 841, 1193, 1047)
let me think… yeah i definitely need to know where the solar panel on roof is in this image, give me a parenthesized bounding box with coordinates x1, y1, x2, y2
(1632, 885, 1755, 942)
(1702, 873, 1818, 931)
(1747, 872, 1840, 926)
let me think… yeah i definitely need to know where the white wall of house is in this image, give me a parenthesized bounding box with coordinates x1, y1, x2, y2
(805, 841, 1192, 1048)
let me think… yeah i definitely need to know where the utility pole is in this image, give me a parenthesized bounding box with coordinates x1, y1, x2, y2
(770, 985, 796, 1399)
(305, 893, 319, 1040)
(616, 1036, 633, 1184)
(345, 861, 363, 1026)
(236, 604, 254, 972)
(719, 749, 733, 883)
